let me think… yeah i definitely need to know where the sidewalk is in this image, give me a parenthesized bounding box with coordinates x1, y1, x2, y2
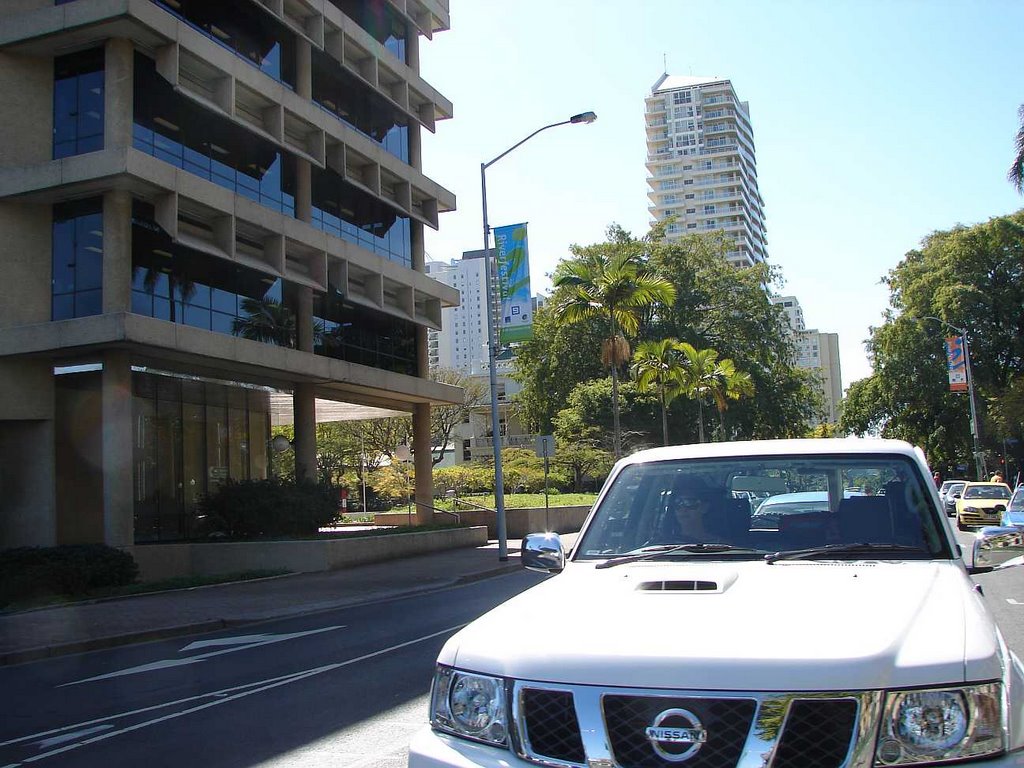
(0, 538, 554, 667)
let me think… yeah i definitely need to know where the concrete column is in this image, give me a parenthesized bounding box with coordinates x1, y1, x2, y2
(405, 21, 420, 71)
(295, 158, 312, 223)
(413, 323, 433, 524)
(293, 383, 317, 483)
(296, 38, 312, 100)
(104, 38, 134, 151)
(413, 402, 432, 525)
(296, 284, 314, 352)
(102, 350, 134, 547)
(408, 121, 422, 170)
(103, 189, 132, 314)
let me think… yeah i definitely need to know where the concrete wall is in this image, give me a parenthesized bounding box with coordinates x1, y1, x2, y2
(131, 525, 490, 582)
(0, 201, 51, 329)
(54, 372, 104, 544)
(0, 420, 56, 547)
(375, 505, 592, 540)
(0, 50, 51, 169)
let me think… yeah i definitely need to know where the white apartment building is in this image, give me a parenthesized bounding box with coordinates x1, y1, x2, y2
(772, 296, 843, 424)
(645, 74, 767, 268)
(425, 250, 490, 375)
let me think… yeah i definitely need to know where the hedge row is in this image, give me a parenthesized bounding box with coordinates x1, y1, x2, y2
(0, 544, 138, 608)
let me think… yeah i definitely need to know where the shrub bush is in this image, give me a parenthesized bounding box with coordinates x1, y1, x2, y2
(196, 478, 338, 539)
(0, 544, 139, 607)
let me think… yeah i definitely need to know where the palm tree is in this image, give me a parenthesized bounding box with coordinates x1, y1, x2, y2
(552, 250, 675, 457)
(631, 338, 688, 446)
(712, 357, 755, 440)
(676, 343, 754, 443)
(1010, 105, 1024, 194)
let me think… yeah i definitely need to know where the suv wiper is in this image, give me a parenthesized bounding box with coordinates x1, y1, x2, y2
(596, 543, 766, 570)
(764, 543, 928, 565)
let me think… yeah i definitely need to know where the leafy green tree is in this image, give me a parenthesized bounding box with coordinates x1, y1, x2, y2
(840, 210, 1024, 477)
(551, 226, 676, 457)
(631, 338, 688, 446)
(512, 305, 607, 434)
(551, 408, 615, 492)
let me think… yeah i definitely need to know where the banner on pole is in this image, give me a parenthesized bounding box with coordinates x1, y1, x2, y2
(493, 223, 533, 344)
(944, 336, 968, 392)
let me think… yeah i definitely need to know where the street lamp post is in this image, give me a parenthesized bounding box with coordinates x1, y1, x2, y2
(921, 316, 985, 480)
(481, 111, 597, 561)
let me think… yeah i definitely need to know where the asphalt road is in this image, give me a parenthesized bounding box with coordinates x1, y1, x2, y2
(0, 569, 548, 768)
(2, 532, 1022, 768)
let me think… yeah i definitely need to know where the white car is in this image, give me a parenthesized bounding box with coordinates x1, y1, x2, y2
(409, 438, 1024, 768)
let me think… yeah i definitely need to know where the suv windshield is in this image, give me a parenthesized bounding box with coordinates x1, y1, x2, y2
(575, 453, 949, 560)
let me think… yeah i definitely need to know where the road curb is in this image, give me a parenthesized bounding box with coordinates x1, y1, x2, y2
(0, 620, 229, 667)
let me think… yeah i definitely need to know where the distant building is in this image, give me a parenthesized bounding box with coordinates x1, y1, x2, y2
(772, 296, 843, 424)
(426, 250, 549, 463)
(645, 74, 768, 268)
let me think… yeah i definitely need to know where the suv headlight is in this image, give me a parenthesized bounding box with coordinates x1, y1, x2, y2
(875, 684, 1003, 765)
(430, 666, 509, 747)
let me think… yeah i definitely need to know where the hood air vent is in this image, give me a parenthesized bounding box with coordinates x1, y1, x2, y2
(637, 580, 718, 592)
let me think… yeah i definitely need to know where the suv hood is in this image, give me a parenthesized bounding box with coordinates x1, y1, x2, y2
(443, 560, 1001, 691)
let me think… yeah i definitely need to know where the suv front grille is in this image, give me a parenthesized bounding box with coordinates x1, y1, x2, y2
(773, 698, 858, 768)
(522, 688, 585, 764)
(604, 695, 755, 768)
(514, 683, 874, 768)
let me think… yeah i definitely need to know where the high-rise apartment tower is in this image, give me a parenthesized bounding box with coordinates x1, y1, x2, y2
(645, 74, 767, 267)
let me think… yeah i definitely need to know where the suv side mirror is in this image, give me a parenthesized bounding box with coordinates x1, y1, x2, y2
(970, 526, 1024, 573)
(522, 532, 565, 573)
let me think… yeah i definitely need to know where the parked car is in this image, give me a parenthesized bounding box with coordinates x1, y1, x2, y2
(410, 438, 1024, 768)
(943, 480, 967, 517)
(1001, 485, 1024, 529)
(955, 481, 1013, 530)
(939, 478, 968, 506)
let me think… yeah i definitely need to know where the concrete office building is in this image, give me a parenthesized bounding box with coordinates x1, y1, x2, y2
(0, 0, 459, 550)
(773, 296, 843, 424)
(645, 74, 767, 268)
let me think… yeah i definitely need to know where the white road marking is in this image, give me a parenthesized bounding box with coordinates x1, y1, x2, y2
(2, 623, 466, 766)
(59, 625, 346, 686)
(34, 726, 114, 750)
(179, 634, 279, 652)
(1008, 598, 1024, 605)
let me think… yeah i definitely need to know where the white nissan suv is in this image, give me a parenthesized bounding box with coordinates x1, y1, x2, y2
(409, 438, 1024, 768)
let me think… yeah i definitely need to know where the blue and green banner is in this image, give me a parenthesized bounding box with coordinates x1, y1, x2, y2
(493, 223, 533, 344)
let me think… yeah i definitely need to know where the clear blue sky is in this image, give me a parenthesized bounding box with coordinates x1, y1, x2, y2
(419, 0, 1024, 391)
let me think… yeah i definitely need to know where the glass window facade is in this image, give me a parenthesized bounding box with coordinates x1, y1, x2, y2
(53, 48, 104, 159)
(133, 54, 297, 217)
(153, 0, 296, 87)
(131, 202, 297, 346)
(326, 0, 407, 62)
(314, 287, 418, 376)
(311, 47, 409, 163)
(52, 198, 103, 320)
(133, 370, 271, 542)
(311, 166, 411, 267)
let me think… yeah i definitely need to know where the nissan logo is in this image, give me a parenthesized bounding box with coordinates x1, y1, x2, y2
(644, 707, 707, 762)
